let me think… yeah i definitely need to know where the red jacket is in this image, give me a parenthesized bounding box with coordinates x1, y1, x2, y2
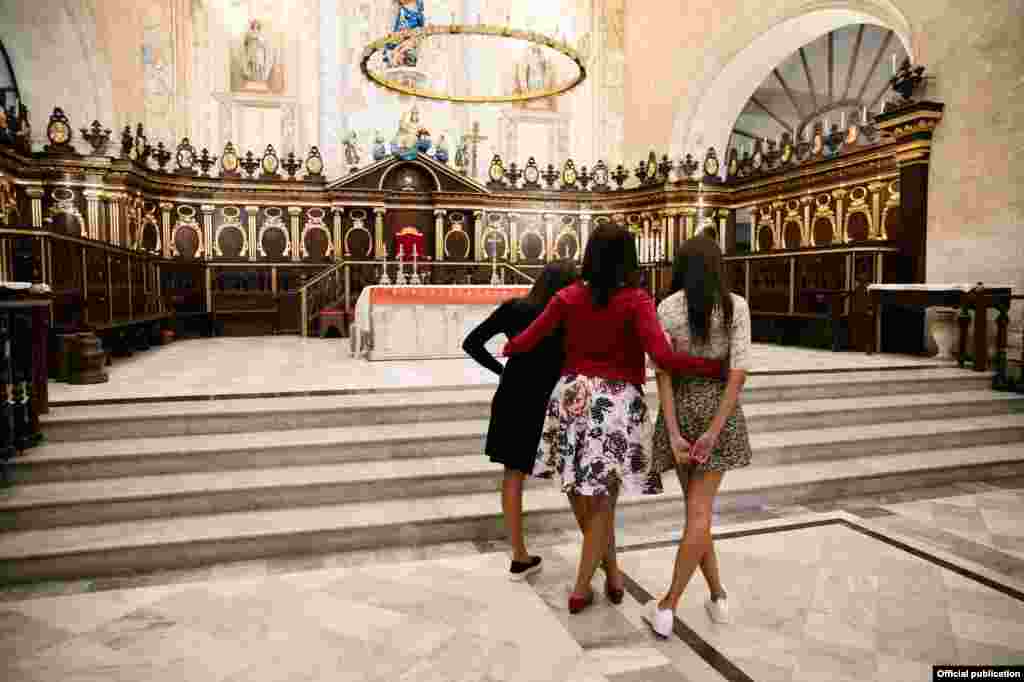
(503, 282, 725, 386)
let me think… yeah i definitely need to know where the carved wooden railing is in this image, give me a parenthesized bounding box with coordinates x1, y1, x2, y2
(0, 293, 51, 483)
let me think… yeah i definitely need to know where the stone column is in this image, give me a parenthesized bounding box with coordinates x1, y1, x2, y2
(26, 188, 44, 228)
(771, 200, 784, 248)
(434, 209, 446, 262)
(108, 193, 123, 247)
(288, 207, 302, 262)
(718, 209, 729, 254)
(664, 212, 675, 262)
(801, 195, 813, 245)
(832, 189, 848, 244)
(84, 190, 102, 240)
(160, 202, 174, 259)
(579, 214, 592, 262)
(201, 205, 215, 259)
(374, 207, 386, 259)
(868, 182, 885, 239)
(246, 205, 260, 261)
(509, 215, 519, 264)
(544, 214, 555, 263)
(473, 210, 484, 261)
(332, 208, 343, 261)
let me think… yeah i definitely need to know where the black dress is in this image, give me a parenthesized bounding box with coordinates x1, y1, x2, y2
(463, 299, 565, 474)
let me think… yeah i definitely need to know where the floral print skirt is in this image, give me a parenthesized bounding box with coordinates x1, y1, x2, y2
(534, 374, 663, 497)
(651, 376, 752, 476)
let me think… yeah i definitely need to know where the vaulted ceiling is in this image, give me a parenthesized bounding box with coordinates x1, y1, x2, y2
(729, 24, 908, 153)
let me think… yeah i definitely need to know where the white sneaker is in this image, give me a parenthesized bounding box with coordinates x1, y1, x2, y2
(647, 601, 674, 639)
(705, 594, 731, 624)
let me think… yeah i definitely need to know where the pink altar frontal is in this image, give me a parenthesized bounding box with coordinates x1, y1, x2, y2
(354, 285, 530, 360)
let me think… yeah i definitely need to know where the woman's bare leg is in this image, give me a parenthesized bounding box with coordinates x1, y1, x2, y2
(602, 483, 623, 591)
(676, 465, 725, 598)
(658, 470, 724, 611)
(502, 469, 530, 562)
(573, 494, 612, 596)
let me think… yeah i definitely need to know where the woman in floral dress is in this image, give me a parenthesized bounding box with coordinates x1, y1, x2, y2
(646, 236, 753, 637)
(503, 226, 727, 614)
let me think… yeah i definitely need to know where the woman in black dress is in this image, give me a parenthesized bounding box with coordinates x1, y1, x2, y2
(463, 260, 578, 581)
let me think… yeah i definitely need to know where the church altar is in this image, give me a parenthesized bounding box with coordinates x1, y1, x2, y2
(353, 285, 529, 361)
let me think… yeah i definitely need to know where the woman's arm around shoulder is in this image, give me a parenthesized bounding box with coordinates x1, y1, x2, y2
(502, 287, 570, 356)
(632, 290, 725, 379)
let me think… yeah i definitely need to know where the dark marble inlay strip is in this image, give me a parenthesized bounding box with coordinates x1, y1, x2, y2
(620, 517, 1024, 603)
(619, 571, 755, 682)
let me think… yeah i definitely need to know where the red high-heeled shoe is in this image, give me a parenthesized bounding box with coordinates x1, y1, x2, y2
(605, 582, 625, 605)
(568, 591, 594, 614)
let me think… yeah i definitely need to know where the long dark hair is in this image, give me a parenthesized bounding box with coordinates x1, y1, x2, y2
(523, 259, 578, 308)
(580, 225, 641, 307)
(669, 237, 733, 344)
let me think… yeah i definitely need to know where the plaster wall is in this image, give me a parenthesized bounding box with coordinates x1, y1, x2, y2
(625, 0, 1024, 326)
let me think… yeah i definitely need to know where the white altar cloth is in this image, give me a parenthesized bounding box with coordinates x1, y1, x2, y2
(353, 285, 530, 361)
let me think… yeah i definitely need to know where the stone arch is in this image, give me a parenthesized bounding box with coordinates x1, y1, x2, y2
(669, 1, 914, 168)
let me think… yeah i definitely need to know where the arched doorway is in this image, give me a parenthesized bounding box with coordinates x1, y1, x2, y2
(670, 3, 914, 165)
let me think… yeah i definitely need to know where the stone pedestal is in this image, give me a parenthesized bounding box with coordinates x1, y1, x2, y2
(929, 307, 959, 360)
(69, 333, 109, 385)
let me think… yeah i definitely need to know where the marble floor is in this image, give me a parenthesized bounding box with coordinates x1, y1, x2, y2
(3, 479, 1023, 681)
(49, 336, 953, 403)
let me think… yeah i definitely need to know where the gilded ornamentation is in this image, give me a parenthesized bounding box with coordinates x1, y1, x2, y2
(300, 208, 334, 258)
(170, 204, 203, 258)
(214, 206, 247, 257)
(44, 187, 86, 237)
(344, 209, 372, 258)
(361, 25, 585, 104)
(258, 207, 290, 257)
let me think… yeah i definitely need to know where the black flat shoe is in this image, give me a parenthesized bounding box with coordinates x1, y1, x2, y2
(509, 556, 542, 582)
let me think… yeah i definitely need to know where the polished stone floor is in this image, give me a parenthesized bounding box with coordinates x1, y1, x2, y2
(48, 336, 952, 402)
(3, 479, 1023, 681)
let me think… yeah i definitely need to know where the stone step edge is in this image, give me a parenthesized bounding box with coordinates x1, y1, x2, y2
(42, 367, 988, 423)
(4, 423, 1024, 513)
(1, 443, 1021, 563)
(21, 413, 1024, 466)
(46, 363, 963, 409)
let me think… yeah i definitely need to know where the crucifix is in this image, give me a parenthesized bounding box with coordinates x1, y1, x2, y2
(463, 121, 488, 179)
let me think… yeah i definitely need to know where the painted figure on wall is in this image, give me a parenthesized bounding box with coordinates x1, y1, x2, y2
(234, 18, 285, 93)
(243, 19, 272, 82)
(385, 0, 425, 68)
(515, 45, 556, 111)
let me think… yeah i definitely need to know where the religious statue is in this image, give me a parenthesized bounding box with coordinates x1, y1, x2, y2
(343, 131, 361, 167)
(434, 134, 449, 163)
(372, 130, 388, 161)
(392, 106, 421, 159)
(516, 45, 551, 94)
(385, 0, 425, 67)
(243, 20, 273, 82)
(0, 106, 8, 144)
(513, 45, 557, 110)
(454, 136, 468, 173)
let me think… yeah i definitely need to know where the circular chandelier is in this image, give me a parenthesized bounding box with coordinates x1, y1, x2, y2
(360, 24, 587, 104)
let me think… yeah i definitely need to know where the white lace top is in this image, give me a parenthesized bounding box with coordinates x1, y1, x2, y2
(655, 291, 752, 371)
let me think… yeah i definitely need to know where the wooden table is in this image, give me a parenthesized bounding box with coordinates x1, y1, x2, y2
(868, 283, 1013, 371)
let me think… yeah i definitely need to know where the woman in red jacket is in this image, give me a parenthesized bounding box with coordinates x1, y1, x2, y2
(503, 225, 726, 614)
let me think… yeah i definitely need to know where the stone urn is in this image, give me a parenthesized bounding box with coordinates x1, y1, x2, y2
(929, 307, 959, 360)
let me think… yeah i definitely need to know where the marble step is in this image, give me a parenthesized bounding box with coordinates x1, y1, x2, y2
(6, 413, 1024, 530)
(41, 367, 995, 442)
(1, 443, 1021, 583)
(16, 399, 1024, 484)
